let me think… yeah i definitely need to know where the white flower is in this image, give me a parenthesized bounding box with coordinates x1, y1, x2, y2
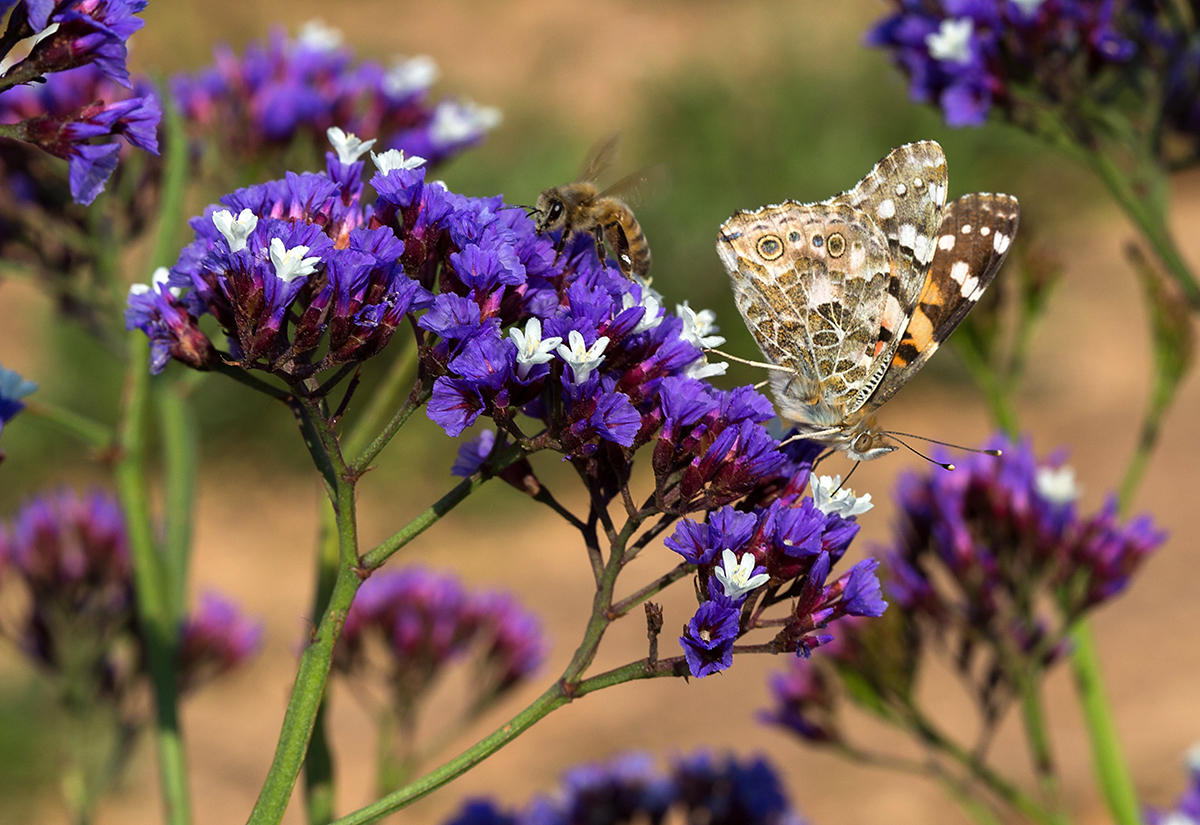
(809, 474, 874, 518)
(430, 99, 503, 146)
(713, 549, 770, 601)
(326, 126, 376, 165)
(621, 289, 664, 334)
(926, 18, 974, 64)
(296, 19, 343, 51)
(383, 55, 439, 96)
(269, 238, 322, 283)
(1011, 0, 1046, 15)
(1158, 814, 1200, 825)
(555, 330, 609, 385)
(1186, 742, 1200, 773)
(685, 357, 728, 380)
(509, 318, 562, 379)
(1035, 465, 1081, 506)
(0, 366, 37, 400)
(128, 267, 182, 299)
(676, 301, 726, 349)
(370, 149, 427, 174)
(212, 208, 258, 253)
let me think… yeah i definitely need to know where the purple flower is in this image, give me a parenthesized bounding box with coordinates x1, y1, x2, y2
(680, 600, 740, 677)
(178, 592, 264, 692)
(169, 25, 498, 166)
(335, 567, 545, 706)
(1145, 744, 1200, 825)
(3, 0, 148, 87)
(452, 429, 497, 477)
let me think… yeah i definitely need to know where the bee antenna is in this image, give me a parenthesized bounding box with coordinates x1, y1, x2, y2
(884, 430, 1002, 457)
(885, 433, 956, 471)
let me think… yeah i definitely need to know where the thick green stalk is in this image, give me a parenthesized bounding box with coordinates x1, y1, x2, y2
(155, 382, 197, 623)
(22, 400, 112, 450)
(115, 337, 191, 825)
(246, 405, 360, 825)
(304, 501, 341, 825)
(1017, 668, 1067, 821)
(343, 341, 420, 461)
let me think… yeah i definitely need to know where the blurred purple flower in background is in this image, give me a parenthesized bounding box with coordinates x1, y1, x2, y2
(1145, 744, 1200, 825)
(0, 363, 36, 462)
(443, 750, 808, 825)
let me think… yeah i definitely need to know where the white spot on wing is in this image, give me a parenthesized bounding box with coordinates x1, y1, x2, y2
(979, 225, 991, 236)
(914, 234, 933, 264)
(961, 274, 979, 296)
(950, 260, 971, 284)
(877, 199, 896, 219)
(895, 183, 907, 196)
(993, 232, 1011, 253)
(898, 223, 917, 251)
(938, 234, 956, 251)
(960, 224, 973, 234)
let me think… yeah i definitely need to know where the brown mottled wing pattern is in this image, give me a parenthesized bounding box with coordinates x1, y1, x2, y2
(829, 141, 948, 413)
(867, 192, 1021, 409)
(715, 202, 892, 430)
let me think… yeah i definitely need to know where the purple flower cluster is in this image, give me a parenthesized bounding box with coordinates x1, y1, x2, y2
(0, 1, 160, 203)
(0, 488, 261, 698)
(0, 363, 37, 461)
(170, 21, 499, 167)
(866, 0, 1141, 126)
(334, 566, 546, 706)
(664, 456, 886, 678)
(444, 750, 808, 825)
(1145, 745, 1200, 825)
(889, 434, 1164, 635)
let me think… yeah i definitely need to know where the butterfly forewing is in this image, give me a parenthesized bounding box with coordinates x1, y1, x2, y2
(716, 202, 892, 428)
(867, 192, 1020, 409)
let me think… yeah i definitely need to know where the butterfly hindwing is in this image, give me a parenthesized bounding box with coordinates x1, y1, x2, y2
(867, 192, 1020, 409)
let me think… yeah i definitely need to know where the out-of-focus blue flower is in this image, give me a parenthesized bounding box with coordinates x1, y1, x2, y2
(0, 364, 37, 460)
(334, 566, 546, 706)
(169, 22, 499, 166)
(441, 750, 808, 825)
(865, 0, 1141, 127)
(1145, 743, 1200, 825)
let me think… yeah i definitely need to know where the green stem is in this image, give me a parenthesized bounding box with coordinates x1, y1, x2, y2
(953, 341, 1020, 437)
(607, 563, 694, 619)
(1069, 620, 1141, 825)
(350, 384, 429, 475)
(114, 337, 191, 825)
(304, 501, 341, 825)
(1017, 668, 1065, 818)
(247, 404, 359, 825)
(155, 381, 197, 624)
(22, 400, 112, 450)
(342, 340, 420, 461)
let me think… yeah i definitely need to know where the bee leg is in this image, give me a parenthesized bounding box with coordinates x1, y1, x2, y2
(591, 227, 608, 265)
(603, 221, 634, 277)
(552, 231, 567, 264)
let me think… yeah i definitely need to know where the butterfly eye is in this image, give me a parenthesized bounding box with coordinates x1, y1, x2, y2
(757, 235, 784, 260)
(826, 232, 846, 258)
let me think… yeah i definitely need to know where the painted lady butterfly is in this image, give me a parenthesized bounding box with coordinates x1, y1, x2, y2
(715, 141, 1019, 461)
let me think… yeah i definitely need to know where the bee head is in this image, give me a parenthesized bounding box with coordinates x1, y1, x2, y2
(534, 189, 567, 232)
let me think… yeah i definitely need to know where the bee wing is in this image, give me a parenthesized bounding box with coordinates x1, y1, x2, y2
(578, 132, 622, 183)
(595, 163, 669, 208)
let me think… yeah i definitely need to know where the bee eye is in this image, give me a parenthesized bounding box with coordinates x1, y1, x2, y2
(548, 202, 564, 221)
(756, 234, 784, 260)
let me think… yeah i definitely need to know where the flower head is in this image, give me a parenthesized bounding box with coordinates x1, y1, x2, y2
(713, 548, 770, 601)
(808, 474, 873, 518)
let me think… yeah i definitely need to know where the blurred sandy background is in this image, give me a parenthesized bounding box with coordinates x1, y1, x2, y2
(2, 1, 1200, 823)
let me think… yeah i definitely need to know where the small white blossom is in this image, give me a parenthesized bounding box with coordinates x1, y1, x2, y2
(430, 100, 503, 146)
(128, 267, 181, 299)
(296, 20, 343, 51)
(685, 357, 729, 380)
(676, 301, 726, 349)
(926, 18, 974, 64)
(383, 55, 439, 96)
(1159, 814, 1200, 825)
(810, 474, 874, 518)
(1011, 0, 1047, 15)
(1186, 742, 1200, 773)
(370, 149, 427, 174)
(326, 126, 376, 165)
(269, 238, 322, 283)
(1035, 465, 1081, 506)
(713, 549, 770, 601)
(621, 289, 664, 334)
(509, 318, 562, 379)
(212, 208, 258, 253)
(555, 330, 608, 385)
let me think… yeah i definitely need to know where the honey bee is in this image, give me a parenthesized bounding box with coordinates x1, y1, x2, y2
(533, 134, 662, 281)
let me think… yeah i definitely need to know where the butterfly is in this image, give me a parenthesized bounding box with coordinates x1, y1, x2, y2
(715, 141, 1019, 461)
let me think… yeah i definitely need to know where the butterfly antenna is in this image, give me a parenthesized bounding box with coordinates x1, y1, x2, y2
(884, 430, 1002, 457)
(706, 348, 795, 374)
(885, 433, 956, 471)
